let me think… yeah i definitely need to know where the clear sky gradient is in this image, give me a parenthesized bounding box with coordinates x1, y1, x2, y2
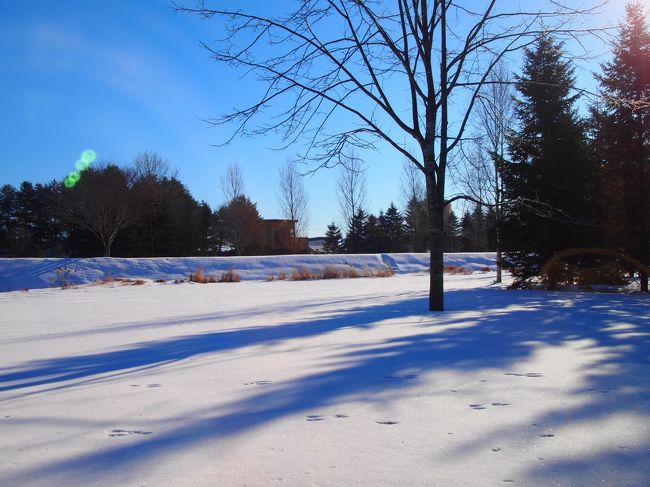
(0, 1, 630, 236)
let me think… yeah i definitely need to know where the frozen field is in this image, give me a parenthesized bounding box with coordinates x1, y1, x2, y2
(1, 267, 649, 486)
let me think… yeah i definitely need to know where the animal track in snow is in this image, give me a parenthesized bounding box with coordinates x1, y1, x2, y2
(376, 420, 399, 425)
(505, 372, 542, 378)
(243, 380, 272, 386)
(108, 429, 152, 437)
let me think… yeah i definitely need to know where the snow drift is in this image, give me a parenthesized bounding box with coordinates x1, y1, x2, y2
(0, 252, 495, 291)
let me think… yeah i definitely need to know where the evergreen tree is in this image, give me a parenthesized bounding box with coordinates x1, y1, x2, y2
(444, 209, 460, 252)
(365, 213, 384, 253)
(218, 195, 263, 256)
(381, 202, 406, 252)
(404, 196, 429, 252)
(593, 2, 650, 291)
(502, 33, 601, 286)
(323, 222, 344, 253)
(345, 208, 368, 253)
(459, 210, 474, 252)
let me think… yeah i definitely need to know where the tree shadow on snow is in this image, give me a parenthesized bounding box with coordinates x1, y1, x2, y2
(1, 285, 649, 484)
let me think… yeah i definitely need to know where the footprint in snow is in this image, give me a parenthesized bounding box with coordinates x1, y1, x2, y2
(469, 404, 487, 410)
(244, 380, 272, 386)
(505, 372, 542, 378)
(376, 420, 399, 425)
(333, 414, 349, 419)
(492, 447, 502, 452)
(306, 415, 324, 422)
(538, 433, 555, 438)
(109, 429, 152, 437)
(146, 384, 162, 388)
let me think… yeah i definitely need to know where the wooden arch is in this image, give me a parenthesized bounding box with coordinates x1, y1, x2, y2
(541, 247, 650, 291)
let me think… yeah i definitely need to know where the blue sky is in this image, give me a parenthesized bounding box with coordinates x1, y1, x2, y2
(0, 0, 630, 236)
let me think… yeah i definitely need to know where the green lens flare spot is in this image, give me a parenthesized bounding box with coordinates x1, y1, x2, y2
(75, 159, 87, 171)
(64, 177, 76, 188)
(81, 150, 96, 164)
(68, 171, 81, 183)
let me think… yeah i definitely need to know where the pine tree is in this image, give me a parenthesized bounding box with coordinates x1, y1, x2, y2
(404, 196, 429, 252)
(593, 2, 650, 291)
(502, 33, 601, 286)
(345, 209, 368, 253)
(323, 222, 343, 253)
(459, 210, 474, 252)
(382, 202, 406, 252)
(444, 209, 460, 252)
(365, 214, 383, 253)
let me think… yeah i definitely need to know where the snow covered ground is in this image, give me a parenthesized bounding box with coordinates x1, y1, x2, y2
(0, 262, 649, 486)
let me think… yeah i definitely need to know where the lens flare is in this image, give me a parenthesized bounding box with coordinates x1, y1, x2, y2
(63, 150, 96, 188)
(81, 150, 96, 164)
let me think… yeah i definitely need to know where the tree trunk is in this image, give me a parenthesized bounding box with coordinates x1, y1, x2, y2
(427, 184, 445, 311)
(495, 203, 503, 283)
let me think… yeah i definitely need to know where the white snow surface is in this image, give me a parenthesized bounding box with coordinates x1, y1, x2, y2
(1, 266, 649, 486)
(0, 252, 495, 291)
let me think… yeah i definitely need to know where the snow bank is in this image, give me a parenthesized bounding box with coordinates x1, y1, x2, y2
(0, 252, 495, 291)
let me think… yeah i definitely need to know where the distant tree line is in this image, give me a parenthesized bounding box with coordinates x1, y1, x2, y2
(0, 153, 265, 257)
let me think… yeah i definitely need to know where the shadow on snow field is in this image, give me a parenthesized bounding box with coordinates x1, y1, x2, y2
(1, 285, 649, 484)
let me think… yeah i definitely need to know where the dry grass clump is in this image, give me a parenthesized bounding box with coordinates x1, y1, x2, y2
(479, 266, 491, 273)
(189, 268, 217, 283)
(291, 264, 395, 280)
(292, 265, 318, 280)
(219, 269, 241, 283)
(50, 266, 74, 289)
(444, 265, 472, 275)
(321, 265, 342, 279)
(132, 279, 146, 286)
(100, 273, 115, 284)
(154, 277, 167, 283)
(267, 271, 288, 281)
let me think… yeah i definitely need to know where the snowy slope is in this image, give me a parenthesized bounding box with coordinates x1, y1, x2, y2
(0, 273, 648, 486)
(0, 252, 495, 291)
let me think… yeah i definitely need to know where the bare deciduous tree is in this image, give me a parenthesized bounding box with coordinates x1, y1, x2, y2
(177, 0, 605, 310)
(220, 162, 245, 202)
(133, 151, 177, 182)
(336, 153, 367, 228)
(61, 164, 135, 257)
(456, 62, 514, 282)
(278, 159, 310, 251)
(400, 157, 426, 207)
